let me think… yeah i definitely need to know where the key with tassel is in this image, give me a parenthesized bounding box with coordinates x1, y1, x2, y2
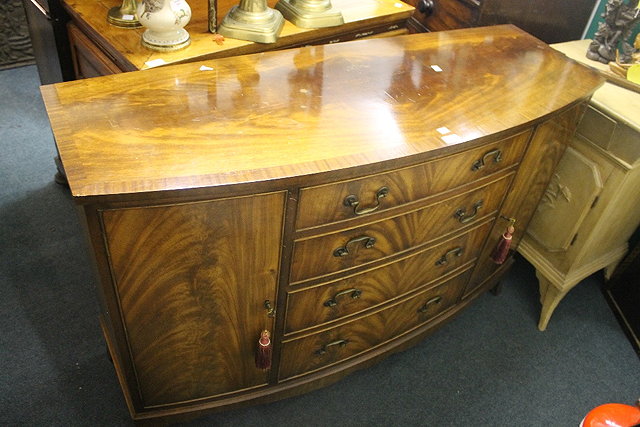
(255, 300, 275, 370)
(255, 329, 272, 370)
(491, 217, 516, 265)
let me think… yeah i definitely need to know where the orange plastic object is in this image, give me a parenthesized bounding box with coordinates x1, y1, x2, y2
(581, 403, 640, 427)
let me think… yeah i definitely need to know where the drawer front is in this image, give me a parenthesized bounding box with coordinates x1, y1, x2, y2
(279, 269, 471, 380)
(68, 23, 122, 79)
(285, 220, 491, 334)
(296, 130, 529, 230)
(291, 173, 512, 283)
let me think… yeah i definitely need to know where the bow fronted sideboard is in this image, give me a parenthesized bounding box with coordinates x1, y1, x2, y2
(41, 26, 603, 423)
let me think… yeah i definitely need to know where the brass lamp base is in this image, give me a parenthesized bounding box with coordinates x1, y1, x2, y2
(275, 0, 343, 29)
(107, 4, 141, 28)
(218, 2, 285, 44)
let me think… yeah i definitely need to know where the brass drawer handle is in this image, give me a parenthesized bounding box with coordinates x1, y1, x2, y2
(324, 288, 363, 307)
(471, 149, 503, 171)
(435, 247, 463, 266)
(344, 187, 389, 216)
(333, 235, 376, 257)
(454, 200, 483, 224)
(315, 339, 349, 355)
(417, 296, 442, 313)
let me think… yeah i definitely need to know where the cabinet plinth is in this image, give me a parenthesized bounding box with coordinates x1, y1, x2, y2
(40, 27, 603, 422)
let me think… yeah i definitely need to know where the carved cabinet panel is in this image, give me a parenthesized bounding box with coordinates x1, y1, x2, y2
(526, 146, 605, 252)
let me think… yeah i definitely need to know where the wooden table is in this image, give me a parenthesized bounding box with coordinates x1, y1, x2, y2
(62, 0, 415, 77)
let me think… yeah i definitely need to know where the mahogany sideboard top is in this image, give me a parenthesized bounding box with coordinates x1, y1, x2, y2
(61, 0, 414, 72)
(42, 25, 602, 201)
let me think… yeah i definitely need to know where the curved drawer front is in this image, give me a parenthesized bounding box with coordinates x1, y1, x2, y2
(285, 220, 492, 334)
(279, 269, 472, 380)
(296, 130, 530, 230)
(290, 173, 512, 283)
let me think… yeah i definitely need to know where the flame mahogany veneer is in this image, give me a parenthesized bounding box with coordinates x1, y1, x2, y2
(41, 26, 603, 423)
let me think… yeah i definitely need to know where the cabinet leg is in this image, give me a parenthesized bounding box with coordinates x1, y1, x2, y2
(54, 155, 68, 186)
(536, 271, 568, 332)
(603, 256, 625, 281)
(490, 281, 503, 296)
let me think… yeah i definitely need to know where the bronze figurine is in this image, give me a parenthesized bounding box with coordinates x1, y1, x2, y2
(587, 0, 640, 64)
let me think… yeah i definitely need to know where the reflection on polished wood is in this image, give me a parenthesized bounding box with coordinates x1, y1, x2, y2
(43, 26, 602, 199)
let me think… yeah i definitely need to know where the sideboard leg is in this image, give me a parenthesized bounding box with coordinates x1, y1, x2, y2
(490, 281, 503, 296)
(54, 155, 68, 186)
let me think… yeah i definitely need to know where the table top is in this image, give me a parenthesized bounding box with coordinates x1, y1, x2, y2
(552, 39, 640, 131)
(42, 25, 604, 200)
(62, 0, 414, 71)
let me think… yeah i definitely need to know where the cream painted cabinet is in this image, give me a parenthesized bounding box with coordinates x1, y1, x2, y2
(518, 83, 640, 331)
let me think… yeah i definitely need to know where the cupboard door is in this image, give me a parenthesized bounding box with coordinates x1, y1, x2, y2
(525, 146, 605, 252)
(101, 192, 285, 407)
(465, 106, 585, 298)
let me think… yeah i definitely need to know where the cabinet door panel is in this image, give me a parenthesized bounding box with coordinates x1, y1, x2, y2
(101, 192, 285, 407)
(526, 146, 603, 252)
(466, 105, 584, 297)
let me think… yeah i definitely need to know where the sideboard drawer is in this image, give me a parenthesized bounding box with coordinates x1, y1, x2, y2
(279, 269, 471, 380)
(296, 130, 530, 230)
(285, 220, 491, 333)
(577, 105, 640, 165)
(290, 173, 512, 283)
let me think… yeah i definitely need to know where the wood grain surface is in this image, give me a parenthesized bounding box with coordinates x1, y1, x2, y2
(284, 220, 491, 333)
(41, 25, 603, 200)
(290, 173, 512, 283)
(279, 269, 471, 380)
(101, 192, 285, 407)
(466, 105, 585, 298)
(296, 130, 530, 230)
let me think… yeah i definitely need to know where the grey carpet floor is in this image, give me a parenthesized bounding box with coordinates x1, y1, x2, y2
(1, 64, 638, 426)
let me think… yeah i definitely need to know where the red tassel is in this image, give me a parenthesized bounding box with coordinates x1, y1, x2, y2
(255, 330, 272, 370)
(491, 224, 514, 264)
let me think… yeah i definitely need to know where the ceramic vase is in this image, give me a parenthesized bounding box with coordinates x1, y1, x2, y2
(137, 0, 192, 51)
